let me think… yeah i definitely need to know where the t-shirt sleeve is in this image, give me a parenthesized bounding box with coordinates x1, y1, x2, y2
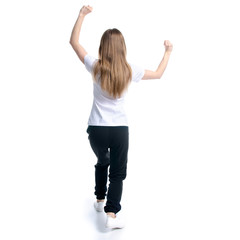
(84, 54, 97, 73)
(130, 64, 145, 83)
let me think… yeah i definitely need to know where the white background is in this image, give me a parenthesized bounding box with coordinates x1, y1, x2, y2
(0, 0, 240, 239)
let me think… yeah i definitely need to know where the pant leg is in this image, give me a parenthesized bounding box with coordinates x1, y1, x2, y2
(104, 127, 129, 214)
(87, 126, 110, 200)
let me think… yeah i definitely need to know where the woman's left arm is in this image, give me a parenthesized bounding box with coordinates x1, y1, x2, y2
(69, 5, 93, 64)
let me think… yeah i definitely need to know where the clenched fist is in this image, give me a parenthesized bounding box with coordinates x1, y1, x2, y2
(164, 40, 173, 53)
(79, 5, 93, 17)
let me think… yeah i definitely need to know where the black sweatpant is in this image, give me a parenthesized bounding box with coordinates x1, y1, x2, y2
(87, 126, 129, 214)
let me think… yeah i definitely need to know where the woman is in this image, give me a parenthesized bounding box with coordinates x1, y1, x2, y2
(70, 5, 173, 229)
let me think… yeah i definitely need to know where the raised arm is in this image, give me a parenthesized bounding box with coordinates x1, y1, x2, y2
(142, 40, 173, 80)
(69, 5, 93, 64)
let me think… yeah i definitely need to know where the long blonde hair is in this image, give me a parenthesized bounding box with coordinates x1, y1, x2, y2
(93, 28, 132, 98)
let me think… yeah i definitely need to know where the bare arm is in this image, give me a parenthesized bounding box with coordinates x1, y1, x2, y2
(69, 5, 93, 63)
(142, 40, 173, 80)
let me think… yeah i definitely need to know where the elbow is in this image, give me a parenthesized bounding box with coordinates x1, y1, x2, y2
(157, 71, 164, 79)
(69, 40, 78, 48)
(156, 72, 162, 79)
(69, 40, 75, 47)
(69, 40, 73, 48)
(153, 70, 162, 79)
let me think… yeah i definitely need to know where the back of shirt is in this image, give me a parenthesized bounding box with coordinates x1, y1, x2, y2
(84, 54, 144, 126)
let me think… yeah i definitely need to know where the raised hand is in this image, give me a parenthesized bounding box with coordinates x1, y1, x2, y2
(164, 40, 173, 53)
(79, 5, 93, 17)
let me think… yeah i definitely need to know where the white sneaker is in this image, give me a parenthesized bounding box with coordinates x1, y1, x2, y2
(94, 201, 105, 212)
(106, 215, 125, 229)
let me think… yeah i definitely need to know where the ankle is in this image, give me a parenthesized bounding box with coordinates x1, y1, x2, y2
(107, 212, 116, 218)
(97, 199, 104, 203)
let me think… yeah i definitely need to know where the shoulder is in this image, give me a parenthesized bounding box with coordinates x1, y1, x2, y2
(84, 55, 98, 73)
(129, 63, 145, 83)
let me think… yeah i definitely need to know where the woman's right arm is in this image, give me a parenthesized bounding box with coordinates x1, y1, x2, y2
(142, 40, 173, 80)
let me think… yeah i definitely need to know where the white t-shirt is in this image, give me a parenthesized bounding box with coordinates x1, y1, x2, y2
(84, 54, 144, 126)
